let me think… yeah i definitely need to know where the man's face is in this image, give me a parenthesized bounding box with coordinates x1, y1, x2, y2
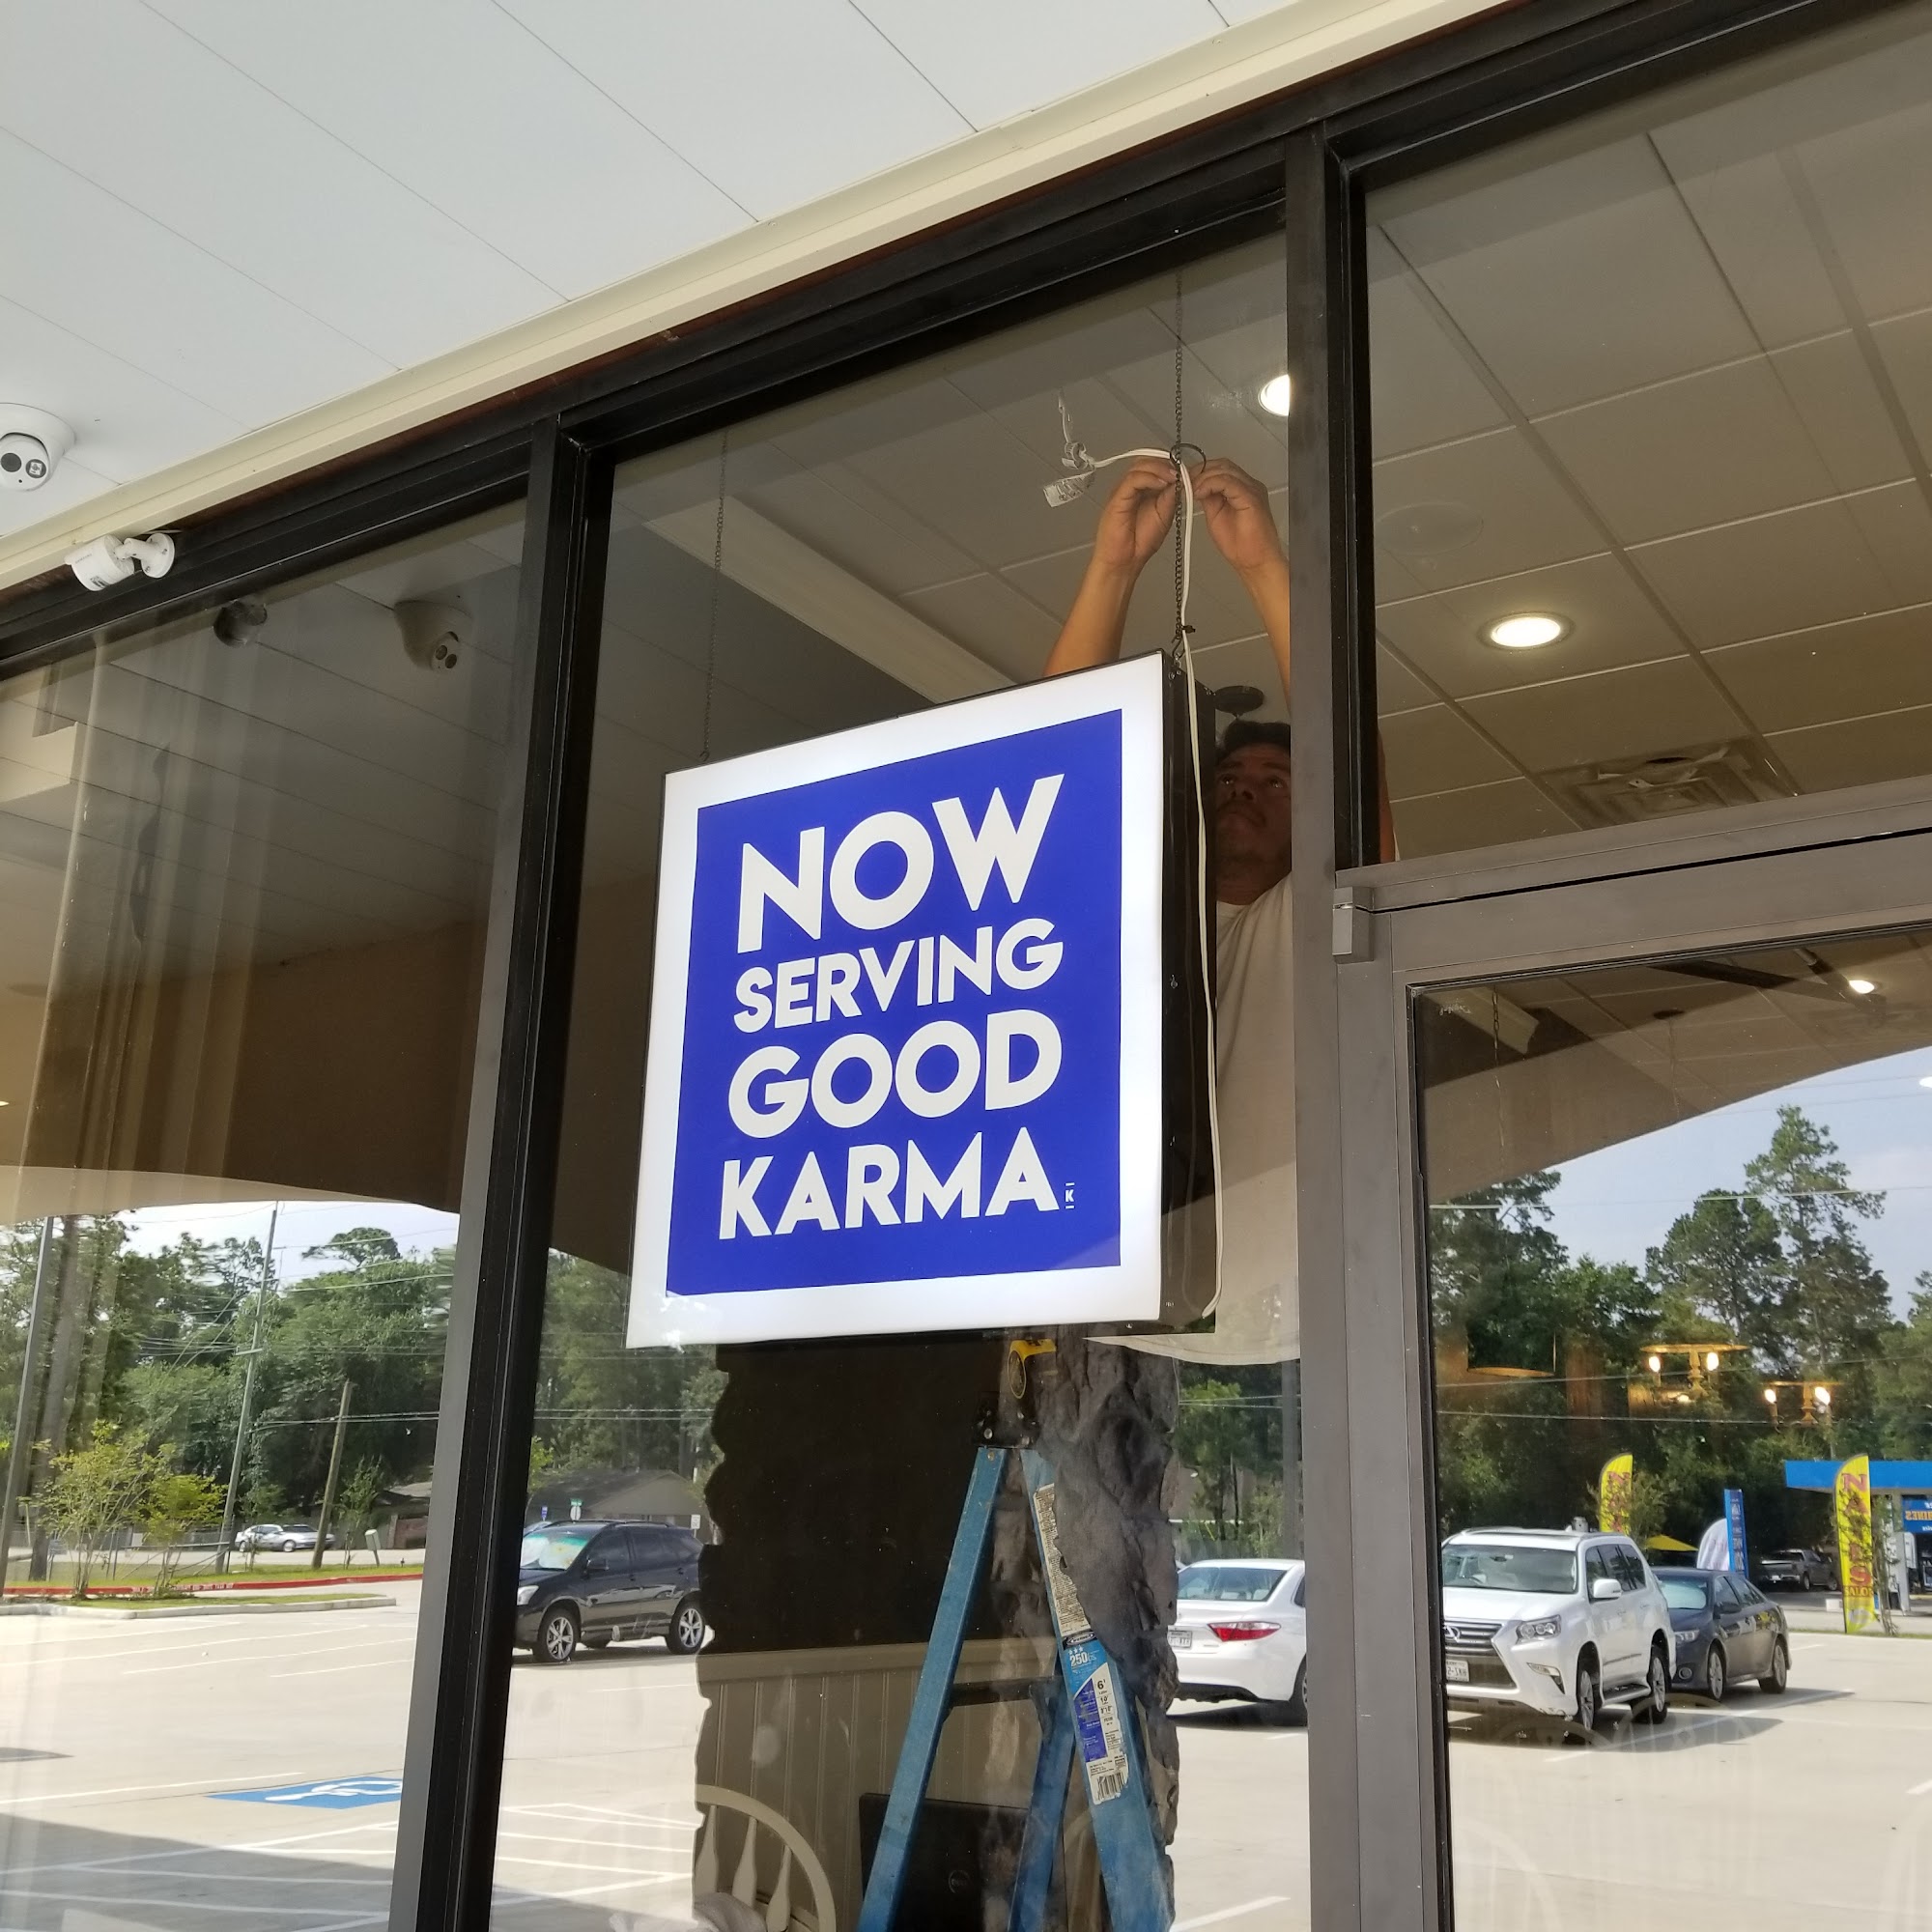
(1213, 742, 1293, 884)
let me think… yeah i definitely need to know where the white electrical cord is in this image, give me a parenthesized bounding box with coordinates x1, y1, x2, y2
(1063, 445, 1224, 1321)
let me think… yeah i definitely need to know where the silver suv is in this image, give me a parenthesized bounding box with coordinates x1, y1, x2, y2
(1440, 1528, 1674, 1730)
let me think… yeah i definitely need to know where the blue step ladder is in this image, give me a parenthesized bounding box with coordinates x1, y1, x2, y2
(854, 1346, 1170, 1932)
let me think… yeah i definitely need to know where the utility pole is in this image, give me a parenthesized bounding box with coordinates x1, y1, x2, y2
(311, 1378, 353, 1571)
(1280, 1357, 1302, 1558)
(0, 1219, 59, 1596)
(216, 1205, 278, 1575)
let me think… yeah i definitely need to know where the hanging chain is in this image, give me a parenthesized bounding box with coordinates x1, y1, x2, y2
(1172, 272, 1186, 652)
(700, 430, 726, 765)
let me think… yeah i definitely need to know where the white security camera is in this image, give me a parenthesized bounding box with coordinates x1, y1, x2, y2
(395, 599, 469, 672)
(66, 532, 177, 591)
(0, 406, 73, 492)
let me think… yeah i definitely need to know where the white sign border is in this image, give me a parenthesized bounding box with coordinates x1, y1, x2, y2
(627, 652, 1167, 1347)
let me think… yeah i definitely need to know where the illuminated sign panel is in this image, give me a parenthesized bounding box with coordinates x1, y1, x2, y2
(629, 656, 1165, 1344)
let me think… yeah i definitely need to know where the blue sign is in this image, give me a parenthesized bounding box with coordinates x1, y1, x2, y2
(1724, 1488, 1748, 1575)
(631, 657, 1166, 1344)
(214, 1776, 402, 1808)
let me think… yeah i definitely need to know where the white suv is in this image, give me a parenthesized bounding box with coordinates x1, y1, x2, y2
(1440, 1528, 1674, 1730)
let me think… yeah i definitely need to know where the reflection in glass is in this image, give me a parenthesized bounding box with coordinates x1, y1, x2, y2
(495, 236, 1311, 1929)
(1420, 930, 1932, 1924)
(1369, 3, 1932, 860)
(0, 504, 521, 1926)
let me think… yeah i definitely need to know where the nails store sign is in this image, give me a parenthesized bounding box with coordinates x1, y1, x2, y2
(629, 655, 1165, 1344)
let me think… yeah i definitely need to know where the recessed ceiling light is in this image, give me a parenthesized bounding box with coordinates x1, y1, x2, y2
(1847, 977, 1877, 995)
(1257, 373, 1293, 416)
(1919, 1075, 1932, 1090)
(1485, 612, 1569, 650)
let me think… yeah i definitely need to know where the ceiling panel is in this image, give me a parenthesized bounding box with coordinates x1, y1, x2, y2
(1534, 355, 1848, 546)
(1769, 330, 1915, 494)
(0, 128, 390, 423)
(6, 3, 553, 366)
(855, 0, 1226, 129)
(1769, 703, 1932, 791)
(1630, 487, 1932, 647)
(1395, 779, 1578, 856)
(148, 0, 751, 299)
(1459, 656, 1747, 770)
(1708, 606, 1932, 730)
(900, 574, 1065, 684)
(1377, 552, 1687, 700)
(500, 0, 969, 218)
(1364, 232, 1506, 459)
(1381, 137, 1761, 414)
(1372, 428, 1605, 591)
(1377, 704, 1515, 797)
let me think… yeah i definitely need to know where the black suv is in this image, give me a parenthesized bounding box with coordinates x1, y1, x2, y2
(514, 1520, 705, 1664)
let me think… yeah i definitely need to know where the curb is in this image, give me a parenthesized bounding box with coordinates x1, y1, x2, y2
(0, 1593, 397, 1620)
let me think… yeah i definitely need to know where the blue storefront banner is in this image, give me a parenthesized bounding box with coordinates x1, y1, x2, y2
(630, 656, 1166, 1344)
(1724, 1487, 1748, 1575)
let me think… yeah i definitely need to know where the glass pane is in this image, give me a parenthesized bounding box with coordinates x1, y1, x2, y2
(0, 503, 522, 1924)
(1368, 4, 1932, 860)
(496, 232, 1313, 1928)
(1419, 926, 1932, 1924)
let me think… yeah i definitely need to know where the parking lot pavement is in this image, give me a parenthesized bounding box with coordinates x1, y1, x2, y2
(4, 1599, 1926, 1931)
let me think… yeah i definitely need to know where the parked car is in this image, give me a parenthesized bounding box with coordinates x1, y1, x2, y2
(1659, 1568, 1790, 1701)
(1440, 1528, 1674, 1730)
(1757, 1547, 1835, 1591)
(236, 1521, 338, 1553)
(514, 1520, 704, 1664)
(1169, 1557, 1307, 1722)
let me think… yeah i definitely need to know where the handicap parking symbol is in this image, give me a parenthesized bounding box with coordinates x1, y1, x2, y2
(213, 1776, 403, 1808)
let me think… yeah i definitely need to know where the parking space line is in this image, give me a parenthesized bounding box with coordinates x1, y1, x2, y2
(495, 1830, 689, 1852)
(1907, 1776, 1932, 1795)
(1175, 1898, 1291, 1930)
(0, 1770, 305, 1807)
(493, 1856, 685, 1877)
(270, 1658, 411, 1679)
(0, 1886, 353, 1916)
(128, 1636, 416, 1676)
(493, 1874, 686, 1911)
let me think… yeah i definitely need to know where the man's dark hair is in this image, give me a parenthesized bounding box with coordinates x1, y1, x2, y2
(1217, 719, 1292, 763)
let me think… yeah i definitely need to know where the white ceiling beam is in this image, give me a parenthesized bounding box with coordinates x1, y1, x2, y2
(647, 498, 1009, 703)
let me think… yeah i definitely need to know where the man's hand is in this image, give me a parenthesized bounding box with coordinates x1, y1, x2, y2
(1195, 458, 1284, 582)
(1090, 456, 1179, 576)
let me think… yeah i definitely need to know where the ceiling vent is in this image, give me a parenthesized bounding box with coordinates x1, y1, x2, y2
(1540, 738, 1788, 828)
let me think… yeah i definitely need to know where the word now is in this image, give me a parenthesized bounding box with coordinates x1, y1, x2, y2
(738, 777, 1063, 952)
(721, 1129, 1058, 1238)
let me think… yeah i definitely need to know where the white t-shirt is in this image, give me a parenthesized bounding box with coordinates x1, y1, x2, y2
(1122, 874, 1297, 1364)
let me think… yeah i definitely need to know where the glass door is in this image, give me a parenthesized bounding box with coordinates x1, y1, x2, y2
(1362, 830, 1932, 1929)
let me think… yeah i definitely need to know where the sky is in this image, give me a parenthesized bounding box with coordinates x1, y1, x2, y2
(120, 1197, 461, 1285)
(1539, 1040, 1932, 1315)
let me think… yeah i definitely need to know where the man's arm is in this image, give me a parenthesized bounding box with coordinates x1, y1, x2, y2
(1197, 459, 1396, 861)
(1042, 457, 1178, 677)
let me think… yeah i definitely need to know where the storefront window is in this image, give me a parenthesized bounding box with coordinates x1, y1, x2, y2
(1368, 3, 1932, 860)
(1419, 932, 1932, 1920)
(494, 234, 1314, 1928)
(0, 503, 522, 1924)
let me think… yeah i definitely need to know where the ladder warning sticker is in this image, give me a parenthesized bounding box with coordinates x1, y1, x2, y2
(1070, 1650, 1129, 1806)
(1030, 1481, 1093, 1644)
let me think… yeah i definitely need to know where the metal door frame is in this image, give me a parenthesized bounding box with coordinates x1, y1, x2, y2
(1328, 818, 1932, 1932)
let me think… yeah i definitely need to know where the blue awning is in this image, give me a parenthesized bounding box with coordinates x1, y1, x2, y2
(1784, 1459, 1932, 1492)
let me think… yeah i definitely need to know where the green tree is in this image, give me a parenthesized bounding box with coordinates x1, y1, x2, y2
(35, 1425, 158, 1595)
(142, 1469, 224, 1596)
(1646, 1189, 1786, 1361)
(1745, 1107, 1892, 1395)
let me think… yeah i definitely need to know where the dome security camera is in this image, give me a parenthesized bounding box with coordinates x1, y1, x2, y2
(395, 600, 470, 672)
(0, 407, 73, 492)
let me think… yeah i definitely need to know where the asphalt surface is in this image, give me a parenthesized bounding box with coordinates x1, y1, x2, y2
(0, 1582, 1925, 1929)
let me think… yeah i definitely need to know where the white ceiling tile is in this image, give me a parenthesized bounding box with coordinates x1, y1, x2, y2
(0, 290, 244, 487)
(1535, 355, 1844, 547)
(1383, 136, 1759, 414)
(1378, 703, 1515, 796)
(0, 129, 389, 422)
(1461, 657, 1747, 771)
(1365, 228, 1506, 458)
(1372, 428, 1604, 591)
(6, 3, 553, 368)
(149, 0, 752, 300)
(1395, 779, 1578, 854)
(853, 1, 1225, 129)
(499, 0, 970, 218)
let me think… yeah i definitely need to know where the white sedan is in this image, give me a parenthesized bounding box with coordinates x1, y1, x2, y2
(1169, 1557, 1307, 1722)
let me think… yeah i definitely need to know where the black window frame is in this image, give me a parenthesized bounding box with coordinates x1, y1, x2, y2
(0, 5, 1907, 1930)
